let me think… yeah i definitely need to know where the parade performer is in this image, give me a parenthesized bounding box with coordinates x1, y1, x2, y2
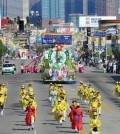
(73, 103, 83, 133)
(89, 112, 101, 134)
(52, 99, 64, 125)
(69, 100, 77, 129)
(113, 81, 119, 95)
(50, 87, 57, 107)
(25, 102, 36, 130)
(0, 93, 5, 117)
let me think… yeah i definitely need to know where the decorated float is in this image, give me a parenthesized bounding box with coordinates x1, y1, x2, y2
(40, 44, 77, 83)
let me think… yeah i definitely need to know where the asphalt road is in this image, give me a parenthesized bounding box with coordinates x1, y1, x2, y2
(0, 60, 120, 134)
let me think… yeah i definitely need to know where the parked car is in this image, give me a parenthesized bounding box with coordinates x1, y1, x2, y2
(2, 63, 14, 75)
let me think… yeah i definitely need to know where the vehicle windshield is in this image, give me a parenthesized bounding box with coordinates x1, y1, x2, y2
(3, 64, 13, 67)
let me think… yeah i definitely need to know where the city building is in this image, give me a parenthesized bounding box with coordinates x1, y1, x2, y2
(95, 0, 106, 16)
(0, 0, 29, 19)
(29, 0, 41, 26)
(88, 0, 96, 15)
(65, 0, 83, 22)
(40, 0, 65, 19)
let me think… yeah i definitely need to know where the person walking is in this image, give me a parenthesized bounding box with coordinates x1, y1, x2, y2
(113, 62, 117, 74)
(89, 112, 101, 134)
(73, 103, 83, 133)
(103, 63, 107, 73)
(25, 102, 36, 130)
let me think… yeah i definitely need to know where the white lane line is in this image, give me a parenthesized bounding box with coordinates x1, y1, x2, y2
(34, 130, 36, 134)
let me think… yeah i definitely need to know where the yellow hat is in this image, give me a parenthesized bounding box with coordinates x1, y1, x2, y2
(76, 103, 80, 106)
(116, 81, 118, 84)
(79, 81, 83, 83)
(50, 83, 52, 85)
(21, 85, 25, 88)
(2, 84, 5, 86)
(58, 99, 61, 102)
(93, 112, 97, 116)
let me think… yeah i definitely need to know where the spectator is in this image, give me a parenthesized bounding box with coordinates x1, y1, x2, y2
(113, 63, 117, 74)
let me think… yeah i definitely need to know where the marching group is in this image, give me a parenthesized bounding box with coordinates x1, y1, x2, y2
(1, 81, 119, 133)
(48, 82, 102, 134)
(19, 83, 37, 130)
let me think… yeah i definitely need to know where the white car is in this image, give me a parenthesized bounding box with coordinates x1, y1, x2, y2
(2, 63, 15, 75)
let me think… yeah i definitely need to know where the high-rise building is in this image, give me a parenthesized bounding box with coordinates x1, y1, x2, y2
(83, 0, 88, 15)
(41, 0, 65, 19)
(88, 0, 96, 15)
(65, 0, 83, 22)
(0, 0, 29, 19)
(95, 0, 106, 16)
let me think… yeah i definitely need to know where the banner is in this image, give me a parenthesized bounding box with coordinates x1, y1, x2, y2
(101, 37, 106, 47)
(88, 37, 92, 45)
(94, 37, 99, 46)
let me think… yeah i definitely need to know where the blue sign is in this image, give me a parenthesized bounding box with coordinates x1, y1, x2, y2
(38, 36, 42, 43)
(42, 34, 72, 44)
(93, 32, 106, 37)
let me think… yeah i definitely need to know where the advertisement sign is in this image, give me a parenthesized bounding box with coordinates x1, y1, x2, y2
(101, 37, 106, 47)
(38, 36, 42, 43)
(42, 34, 72, 44)
(94, 37, 99, 46)
(79, 16, 116, 28)
(88, 37, 92, 45)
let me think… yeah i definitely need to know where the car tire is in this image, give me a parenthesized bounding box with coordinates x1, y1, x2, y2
(2, 73, 4, 75)
(12, 72, 14, 74)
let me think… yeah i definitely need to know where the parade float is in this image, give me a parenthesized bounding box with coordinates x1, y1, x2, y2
(40, 44, 77, 83)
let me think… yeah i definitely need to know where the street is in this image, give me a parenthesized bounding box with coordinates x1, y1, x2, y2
(0, 60, 120, 134)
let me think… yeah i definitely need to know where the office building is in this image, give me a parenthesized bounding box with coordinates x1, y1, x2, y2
(0, 0, 29, 19)
(41, 0, 65, 19)
(65, 0, 83, 22)
(88, 0, 96, 15)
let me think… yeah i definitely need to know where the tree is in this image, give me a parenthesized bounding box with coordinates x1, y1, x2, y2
(0, 40, 8, 59)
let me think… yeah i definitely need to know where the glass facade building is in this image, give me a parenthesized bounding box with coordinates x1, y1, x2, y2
(41, 0, 65, 19)
(65, 0, 83, 22)
(0, 0, 29, 19)
(88, 0, 96, 15)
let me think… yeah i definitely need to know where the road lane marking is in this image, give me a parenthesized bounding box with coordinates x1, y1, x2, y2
(102, 102, 112, 113)
(34, 130, 36, 134)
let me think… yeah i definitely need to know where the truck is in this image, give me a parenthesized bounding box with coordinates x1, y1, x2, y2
(40, 44, 77, 84)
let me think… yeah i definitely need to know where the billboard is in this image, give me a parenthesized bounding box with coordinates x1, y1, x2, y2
(79, 16, 116, 28)
(42, 34, 72, 44)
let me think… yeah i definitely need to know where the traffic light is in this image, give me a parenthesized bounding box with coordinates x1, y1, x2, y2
(87, 27, 91, 36)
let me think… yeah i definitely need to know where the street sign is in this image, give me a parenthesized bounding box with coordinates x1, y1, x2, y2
(93, 32, 106, 37)
(42, 34, 72, 44)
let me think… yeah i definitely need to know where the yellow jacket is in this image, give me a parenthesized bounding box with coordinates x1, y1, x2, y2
(89, 118, 101, 134)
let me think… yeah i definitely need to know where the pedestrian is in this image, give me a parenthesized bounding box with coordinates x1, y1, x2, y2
(89, 112, 101, 134)
(113, 63, 116, 74)
(21, 64, 24, 73)
(103, 63, 106, 73)
(73, 103, 83, 133)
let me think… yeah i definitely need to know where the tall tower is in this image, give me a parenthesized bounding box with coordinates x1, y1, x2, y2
(41, 0, 65, 19)
(65, 0, 83, 22)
